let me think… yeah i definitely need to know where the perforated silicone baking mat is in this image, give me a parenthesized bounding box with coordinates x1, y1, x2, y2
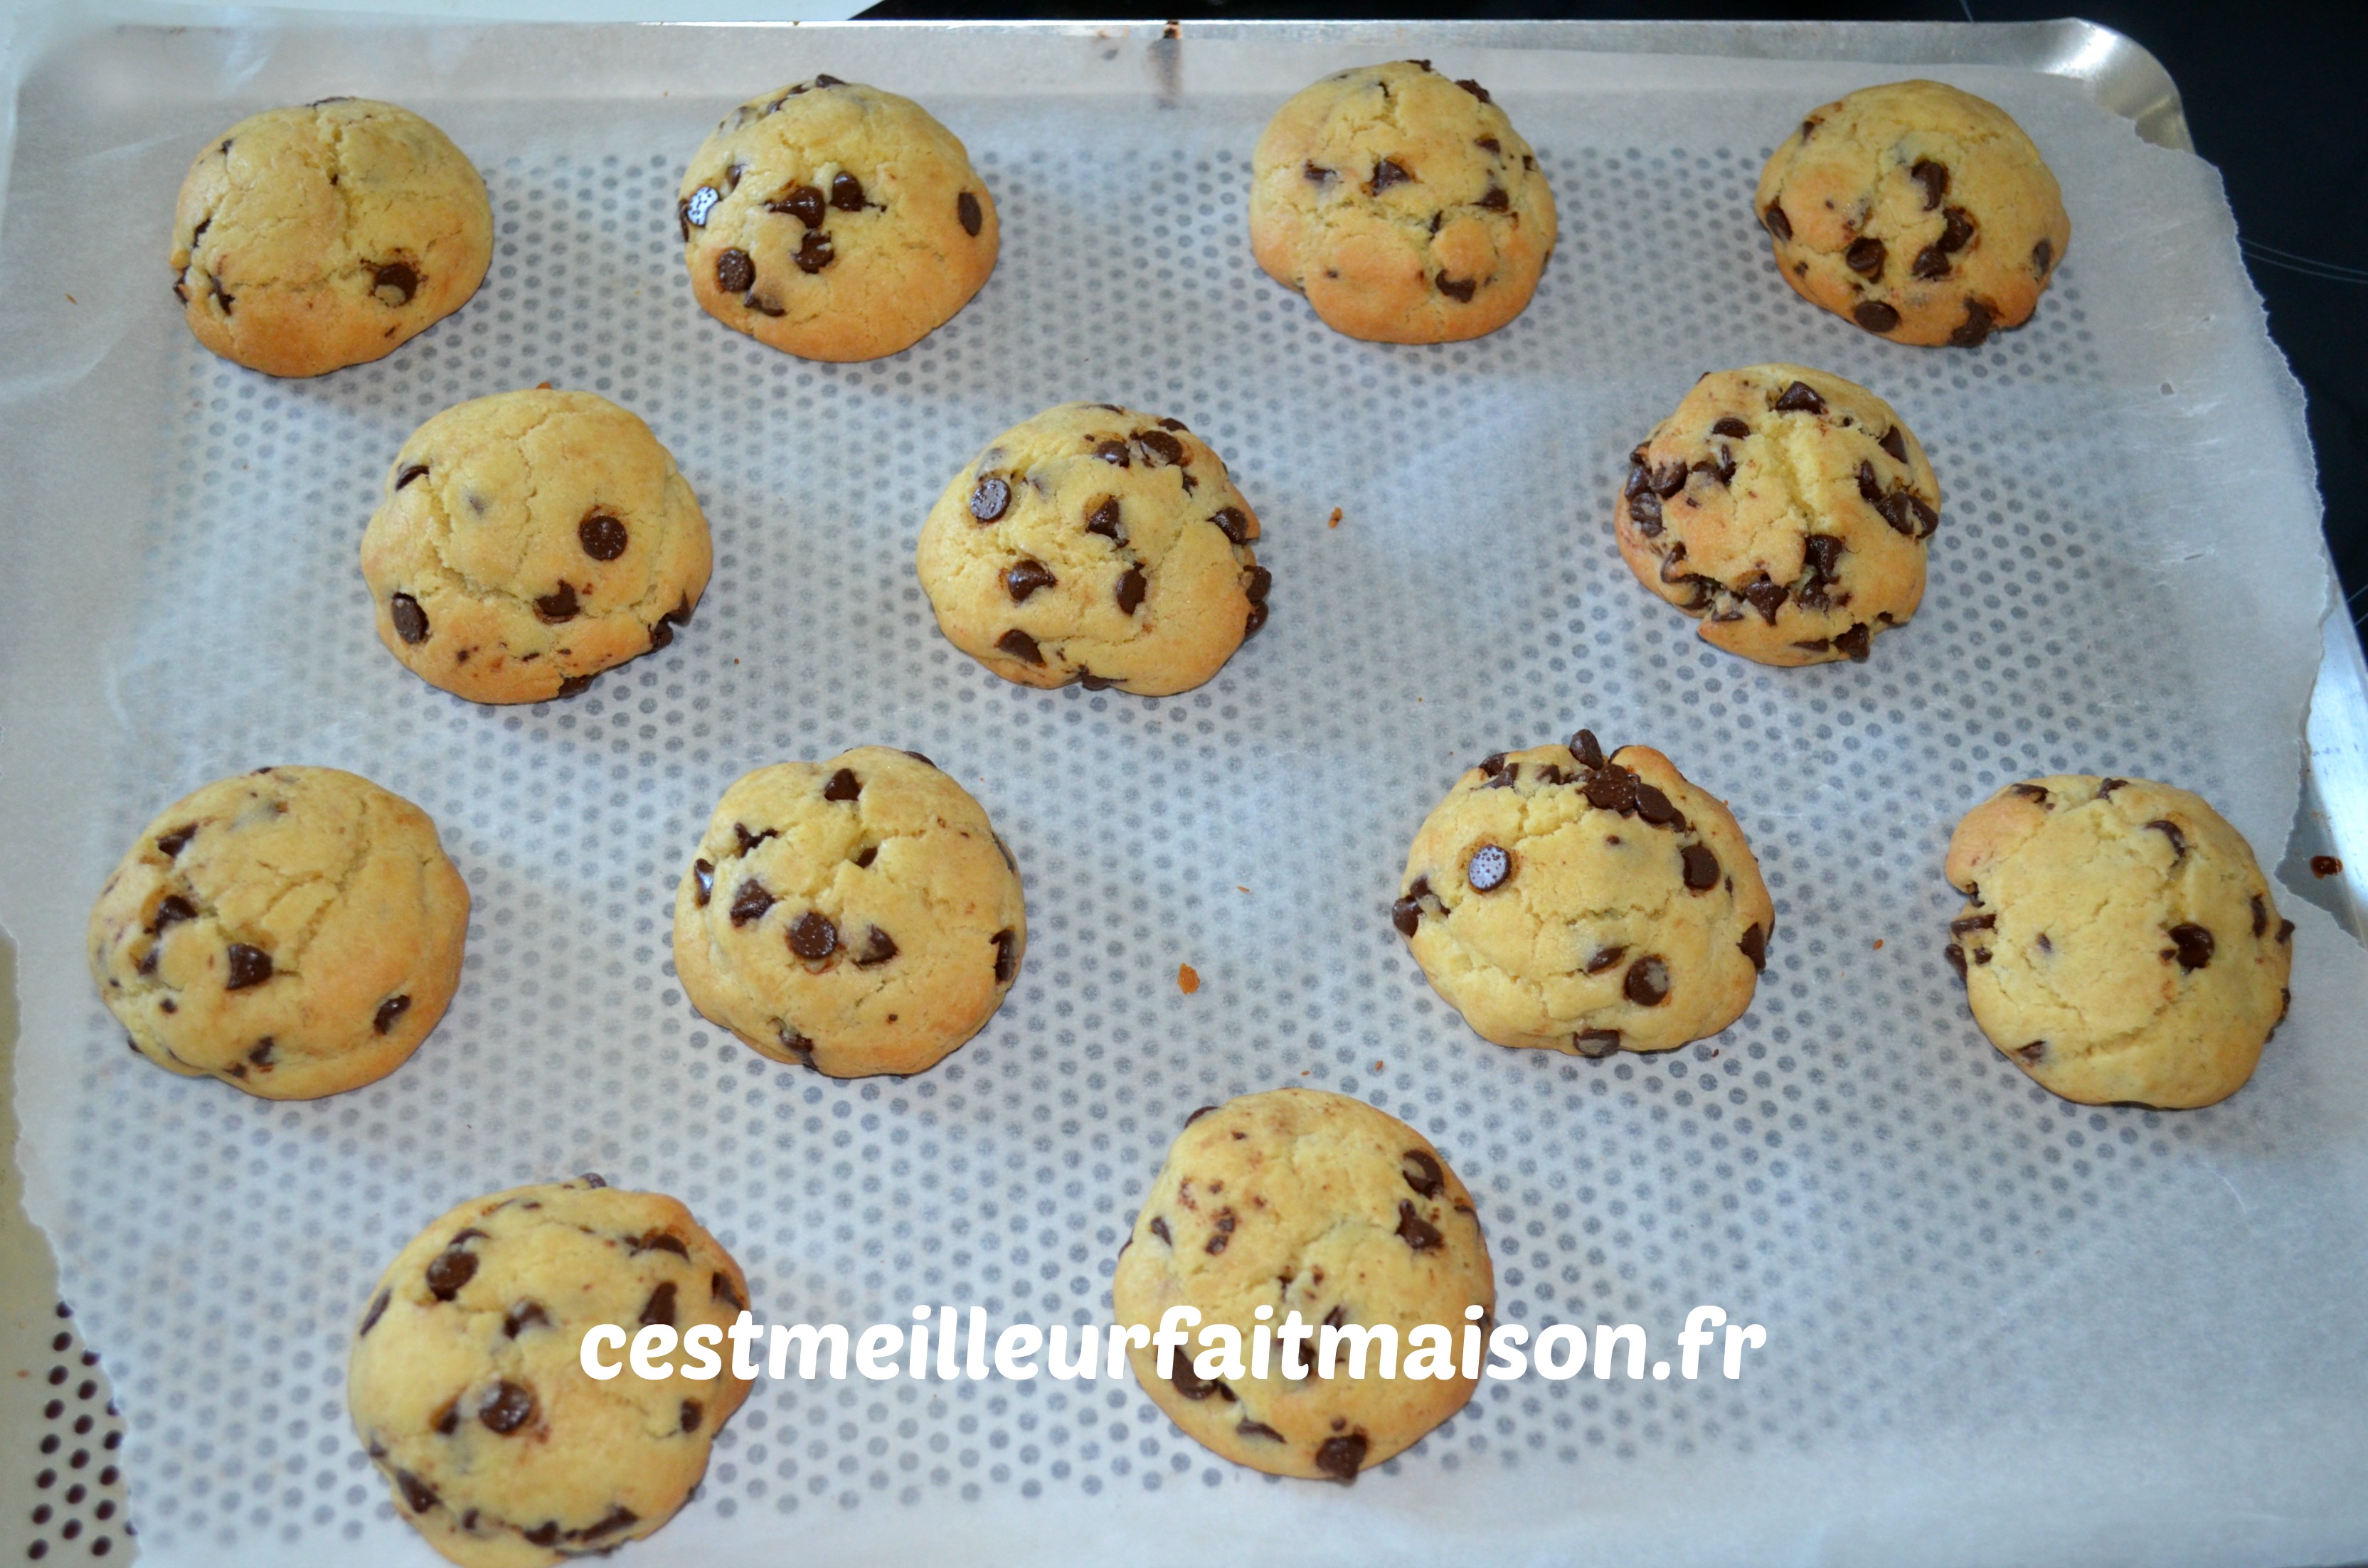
(4, 18, 2367, 1568)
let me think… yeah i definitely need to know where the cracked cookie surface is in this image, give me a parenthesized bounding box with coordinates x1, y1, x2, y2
(169, 98, 491, 377)
(672, 747, 1025, 1077)
(1944, 775, 2292, 1109)
(1615, 363, 1939, 666)
(1112, 1089, 1493, 1482)
(1755, 79, 2069, 348)
(87, 765, 468, 1099)
(676, 75, 997, 361)
(360, 388, 712, 705)
(1396, 734, 1773, 1056)
(1249, 59, 1556, 343)
(915, 401, 1268, 696)
(348, 1177, 752, 1568)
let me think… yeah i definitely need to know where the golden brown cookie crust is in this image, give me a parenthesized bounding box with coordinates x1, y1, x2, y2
(1613, 363, 1940, 667)
(1249, 59, 1557, 343)
(1113, 1089, 1493, 1482)
(169, 98, 492, 378)
(1944, 775, 2293, 1109)
(1754, 80, 2070, 348)
(676, 76, 998, 362)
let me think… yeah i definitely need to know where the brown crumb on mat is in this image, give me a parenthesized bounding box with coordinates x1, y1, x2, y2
(1327, 508, 1342, 528)
(2313, 855, 2343, 878)
(1177, 964, 1200, 994)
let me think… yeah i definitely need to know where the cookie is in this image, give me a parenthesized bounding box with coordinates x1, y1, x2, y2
(1613, 363, 1940, 666)
(1394, 732, 1773, 1057)
(1249, 59, 1556, 343)
(169, 98, 492, 378)
(1755, 80, 2070, 348)
(87, 766, 468, 1099)
(675, 75, 998, 361)
(1943, 776, 2293, 1109)
(672, 747, 1025, 1077)
(1112, 1089, 1493, 1483)
(914, 402, 1269, 696)
(349, 1176, 753, 1568)
(359, 388, 712, 705)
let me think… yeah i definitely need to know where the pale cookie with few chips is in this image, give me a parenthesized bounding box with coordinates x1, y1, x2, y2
(1394, 732, 1773, 1056)
(1113, 1089, 1493, 1483)
(1944, 775, 2293, 1109)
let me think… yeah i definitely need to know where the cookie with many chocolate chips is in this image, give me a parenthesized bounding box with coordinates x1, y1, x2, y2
(676, 76, 997, 361)
(1113, 1089, 1493, 1483)
(87, 766, 469, 1099)
(360, 388, 712, 705)
(915, 402, 1269, 696)
(1756, 80, 2070, 347)
(1249, 59, 1556, 343)
(672, 747, 1026, 1077)
(349, 1178, 753, 1568)
(1395, 733, 1774, 1056)
(1944, 775, 2292, 1109)
(1615, 363, 1940, 666)
(169, 98, 492, 377)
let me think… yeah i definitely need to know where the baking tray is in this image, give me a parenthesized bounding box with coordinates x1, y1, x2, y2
(3, 13, 2364, 1567)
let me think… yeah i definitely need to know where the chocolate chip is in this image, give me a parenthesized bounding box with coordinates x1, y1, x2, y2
(372, 995, 412, 1035)
(1093, 439, 1130, 467)
(1742, 576, 1787, 625)
(1477, 185, 1509, 211)
(390, 593, 430, 644)
(735, 823, 776, 858)
(712, 1271, 747, 1311)
(1763, 203, 1793, 241)
(1477, 137, 1502, 154)
(788, 912, 837, 961)
(151, 894, 196, 935)
(1696, 448, 1737, 486)
(716, 248, 755, 292)
(1833, 622, 1871, 661)
(1477, 752, 1508, 779)
(1586, 766, 1637, 814)
(993, 928, 1018, 984)
(775, 1026, 816, 1067)
(2147, 819, 2188, 860)
(2015, 1040, 2047, 1064)
(1740, 924, 1766, 971)
(395, 1470, 439, 1514)
(2032, 237, 2054, 274)
(1466, 843, 1512, 892)
(395, 463, 428, 491)
(1237, 1419, 1285, 1441)
(1584, 945, 1628, 976)
(503, 1301, 550, 1337)
(1150, 1216, 1171, 1245)
(1172, 1361, 1228, 1399)
(1211, 507, 1251, 545)
(372, 262, 418, 305)
(996, 628, 1044, 666)
(359, 1289, 391, 1336)
(1135, 429, 1185, 466)
(795, 230, 834, 273)
(2251, 894, 2269, 939)
(1879, 426, 1908, 462)
(1205, 1210, 1236, 1254)
(1391, 880, 1428, 937)
(1680, 843, 1720, 891)
(1711, 417, 1750, 439)
(856, 927, 897, 968)
(534, 582, 579, 624)
(479, 1381, 536, 1435)
(1315, 1433, 1368, 1483)
(1435, 272, 1477, 302)
(958, 191, 983, 235)
(1632, 782, 1683, 828)
(768, 184, 824, 226)
(1804, 535, 1844, 580)
(639, 1282, 677, 1328)
(2167, 923, 2214, 971)
(1650, 463, 1688, 498)
(1369, 158, 1411, 194)
(1853, 299, 1902, 334)
(1628, 489, 1663, 535)
(1938, 206, 1976, 254)
(971, 476, 1011, 522)
(1184, 1104, 1217, 1126)
(1455, 76, 1492, 102)
(1945, 942, 1967, 980)
(1243, 565, 1272, 604)
(1912, 244, 1952, 281)
(1949, 913, 1996, 935)
(729, 880, 773, 927)
(830, 171, 865, 211)
(567, 1506, 639, 1543)
(1575, 1028, 1621, 1057)
(1401, 1149, 1445, 1198)
(425, 1245, 477, 1301)
(1624, 955, 1669, 1006)
(634, 1230, 691, 1259)
(578, 514, 628, 561)
(1845, 238, 1886, 279)
(1569, 729, 1605, 770)
(852, 846, 877, 869)
(1949, 299, 1995, 348)
(1303, 161, 1333, 183)
(1773, 381, 1827, 415)
(1396, 1200, 1444, 1252)
(2279, 918, 2295, 943)
(1116, 565, 1147, 615)
(1911, 158, 1949, 210)
(224, 944, 272, 990)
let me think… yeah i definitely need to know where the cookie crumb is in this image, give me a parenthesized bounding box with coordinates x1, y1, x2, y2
(1327, 507, 1342, 528)
(64, 294, 76, 304)
(1872, 938, 1884, 949)
(1177, 964, 1200, 994)
(1236, 885, 1250, 894)
(2313, 855, 2343, 878)
(1371, 1060, 1384, 1072)
(536, 380, 553, 389)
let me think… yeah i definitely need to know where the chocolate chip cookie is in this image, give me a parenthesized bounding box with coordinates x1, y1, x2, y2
(349, 1177, 753, 1568)
(676, 75, 998, 361)
(169, 98, 492, 377)
(1756, 80, 2071, 348)
(87, 766, 469, 1099)
(1395, 733, 1774, 1057)
(915, 402, 1269, 696)
(1614, 363, 1940, 666)
(1944, 776, 2293, 1109)
(1112, 1090, 1494, 1483)
(1249, 59, 1556, 343)
(359, 388, 711, 705)
(672, 747, 1025, 1077)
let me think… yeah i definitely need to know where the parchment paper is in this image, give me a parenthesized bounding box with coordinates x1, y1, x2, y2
(4, 17, 2364, 1568)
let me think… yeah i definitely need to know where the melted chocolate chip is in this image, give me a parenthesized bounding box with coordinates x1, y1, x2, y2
(2279, 919, 2295, 944)
(2015, 1040, 2047, 1064)
(1711, 416, 1750, 439)
(716, 248, 755, 292)
(1586, 946, 1627, 975)
(1742, 576, 1787, 625)
(359, 1289, 391, 1337)
(1763, 204, 1793, 241)
(1396, 1200, 1444, 1252)
(1632, 782, 1683, 828)
(373, 996, 412, 1035)
(224, 944, 272, 990)
(372, 262, 418, 305)
(1879, 426, 1908, 462)
(1945, 942, 1968, 980)
(1402, 1149, 1445, 1198)
(1477, 136, 1501, 154)
(1911, 158, 1949, 210)
(971, 476, 1011, 523)
(1369, 158, 1411, 195)
(1569, 729, 1605, 770)
(634, 1230, 691, 1259)
(1135, 429, 1185, 466)
(1773, 380, 1827, 415)
(1117, 565, 1147, 615)
(775, 1026, 816, 1067)
(1623, 955, 1669, 1006)
(1083, 496, 1125, 544)
(390, 593, 430, 644)
(729, 880, 774, 927)
(1211, 507, 1251, 545)
(578, 514, 628, 560)
(395, 1470, 439, 1514)
(958, 191, 983, 235)
(1243, 565, 1272, 604)
(1628, 489, 1663, 535)
(735, 823, 775, 858)
(1950, 913, 1996, 936)
(1303, 161, 1333, 183)
(567, 1506, 639, 1543)
(1205, 1210, 1236, 1255)
(822, 767, 861, 803)
(993, 928, 1018, 984)
(2032, 237, 2054, 274)
(534, 583, 579, 624)
(1184, 1105, 1217, 1126)
(788, 912, 837, 961)
(1172, 1363, 1228, 1400)
(1094, 439, 1130, 467)
(996, 629, 1044, 666)
(1436, 272, 1477, 302)
(1854, 299, 1902, 334)
(1150, 1216, 1172, 1245)
(2167, 923, 2214, 971)
(1391, 880, 1429, 937)
(2251, 894, 2270, 939)
(1680, 843, 1720, 892)
(1739, 923, 1766, 971)
(152, 894, 196, 935)
(1949, 299, 1995, 348)
(856, 926, 898, 967)
(479, 1381, 536, 1435)
(2147, 819, 2188, 860)
(1833, 622, 1871, 661)
(1237, 1419, 1285, 1441)
(1477, 185, 1509, 211)
(1938, 206, 1976, 254)
(1315, 1433, 1368, 1483)
(504, 1301, 551, 1337)
(1466, 843, 1512, 892)
(1575, 1028, 1621, 1057)
(795, 230, 834, 273)
(713, 1271, 747, 1311)
(830, 171, 865, 211)
(395, 463, 428, 491)
(425, 1244, 478, 1301)
(1845, 237, 1886, 279)
(1455, 77, 1492, 102)
(639, 1282, 677, 1328)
